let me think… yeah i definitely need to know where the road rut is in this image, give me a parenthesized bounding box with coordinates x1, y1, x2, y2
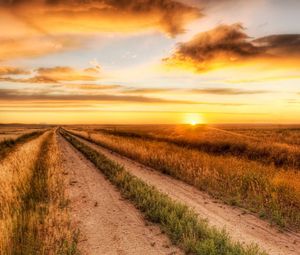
(73, 134, 300, 255)
(57, 134, 183, 255)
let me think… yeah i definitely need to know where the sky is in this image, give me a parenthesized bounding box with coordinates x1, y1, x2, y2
(0, 0, 299, 124)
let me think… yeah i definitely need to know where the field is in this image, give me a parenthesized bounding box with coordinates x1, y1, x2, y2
(0, 125, 46, 142)
(1, 124, 300, 255)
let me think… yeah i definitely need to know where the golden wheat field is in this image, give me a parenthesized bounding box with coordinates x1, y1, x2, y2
(1, 124, 300, 255)
(68, 125, 300, 229)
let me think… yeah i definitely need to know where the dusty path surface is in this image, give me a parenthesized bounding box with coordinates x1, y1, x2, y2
(57, 134, 183, 255)
(74, 135, 300, 255)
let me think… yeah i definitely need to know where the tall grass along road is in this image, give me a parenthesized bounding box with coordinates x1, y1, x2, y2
(68, 129, 300, 231)
(0, 130, 45, 160)
(97, 127, 300, 170)
(71, 131, 300, 255)
(61, 129, 266, 255)
(0, 130, 78, 255)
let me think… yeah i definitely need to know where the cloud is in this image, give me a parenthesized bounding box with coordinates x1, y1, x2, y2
(65, 84, 122, 90)
(122, 88, 175, 94)
(163, 24, 300, 72)
(226, 75, 300, 84)
(253, 34, 300, 56)
(0, 35, 81, 61)
(0, 88, 197, 104)
(0, 64, 103, 85)
(36, 66, 101, 82)
(190, 88, 268, 95)
(89, 58, 101, 70)
(0, 66, 102, 83)
(1, 0, 200, 37)
(122, 87, 268, 95)
(0, 66, 29, 75)
(0, 88, 247, 106)
(0, 1, 200, 61)
(0, 75, 58, 83)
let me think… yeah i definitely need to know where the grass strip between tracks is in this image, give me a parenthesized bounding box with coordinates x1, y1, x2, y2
(0, 130, 45, 160)
(11, 131, 78, 255)
(61, 130, 266, 255)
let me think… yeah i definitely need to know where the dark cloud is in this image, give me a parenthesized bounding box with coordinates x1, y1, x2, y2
(0, 65, 102, 83)
(190, 88, 268, 95)
(0, 88, 197, 104)
(1, 0, 201, 36)
(2, 66, 102, 84)
(253, 34, 300, 55)
(0, 88, 247, 106)
(164, 24, 300, 72)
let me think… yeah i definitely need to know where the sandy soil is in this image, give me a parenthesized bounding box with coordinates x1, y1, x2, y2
(57, 134, 183, 255)
(74, 135, 300, 255)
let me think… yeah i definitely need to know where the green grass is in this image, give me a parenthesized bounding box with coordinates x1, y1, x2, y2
(61, 130, 267, 255)
(0, 131, 44, 160)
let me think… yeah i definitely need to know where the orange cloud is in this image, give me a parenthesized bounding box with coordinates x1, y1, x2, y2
(1, 0, 200, 36)
(189, 88, 268, 95)
(163, 24, 300, 73)
(66, 84, 121, 90)
(0, 88, 199, 104)
(0, 1, 200, 61)
(35, 66, 101, 82)
(122, 88, 175, 94)
(0, 66, 29, 75)
(0, 35, 81, 61)
(0, 65, 102, 83)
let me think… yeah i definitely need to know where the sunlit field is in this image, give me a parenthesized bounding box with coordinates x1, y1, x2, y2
(0, 125, 44, 142)
(67, 124, 300, 230)
(1, 124, 300, 254)
(0, 125, 77, 254)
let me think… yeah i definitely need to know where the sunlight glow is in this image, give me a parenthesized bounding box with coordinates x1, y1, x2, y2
(184, 113, 204, 125)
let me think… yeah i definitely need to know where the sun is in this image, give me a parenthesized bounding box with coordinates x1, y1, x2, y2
(190, 120, 198, 126)
(184, 113, 204, 126)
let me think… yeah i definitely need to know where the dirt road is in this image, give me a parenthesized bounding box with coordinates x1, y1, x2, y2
(73, 134, 300, 255)
(57, 134, 183, 255)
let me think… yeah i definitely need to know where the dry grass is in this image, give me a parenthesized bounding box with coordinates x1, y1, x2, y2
(62, 130, 266, 255)
(0, 126, 44, 142)
(0, 130, 78, 255)
(225, 127, 300, 147)
(0, 132, 46, 253)
(69, 128, 300, 230)
(94, 125, 300, 170)
(0, 131, 44, 160)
